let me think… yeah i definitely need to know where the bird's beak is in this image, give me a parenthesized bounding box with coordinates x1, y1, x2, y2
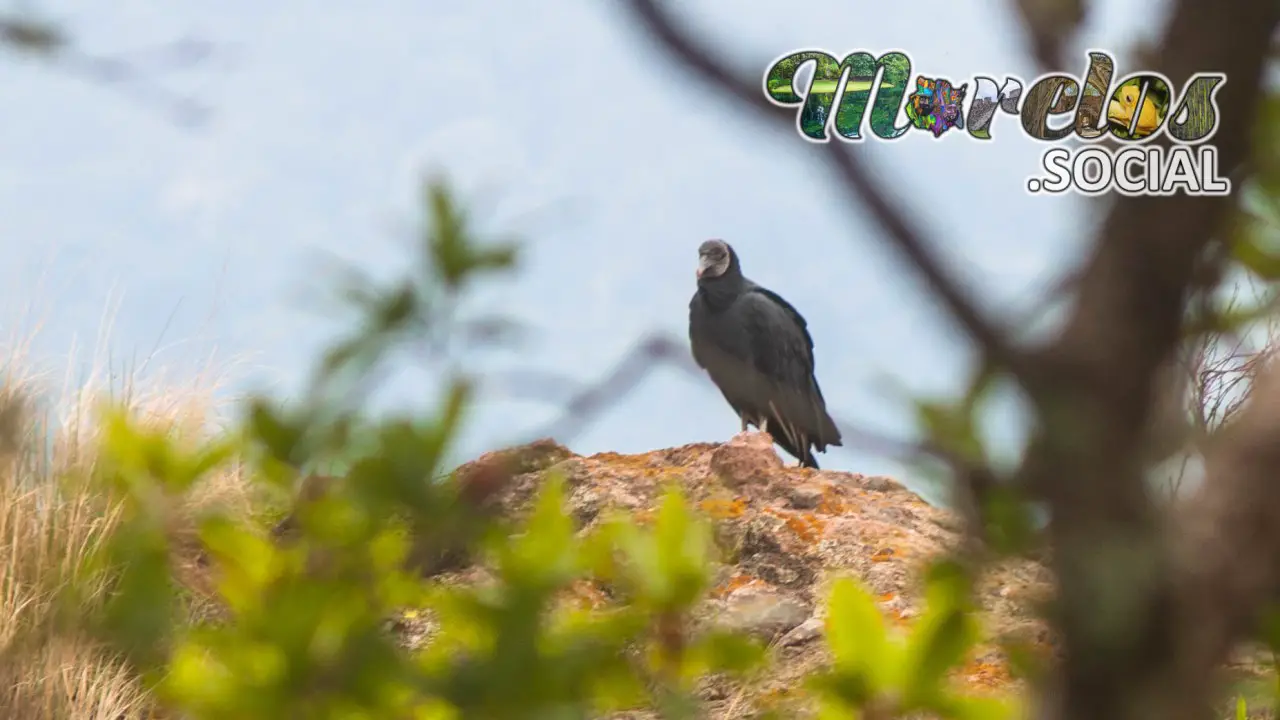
(696, 255, 712, 279)
(1108, 98, 1128, 123)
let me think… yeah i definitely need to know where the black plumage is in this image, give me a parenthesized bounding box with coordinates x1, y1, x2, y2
(688, 239, 842, 468)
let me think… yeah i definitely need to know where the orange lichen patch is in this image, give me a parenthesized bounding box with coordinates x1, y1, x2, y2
(633, 508, 657, 526)
(789, 515, 826, 543)
(884, 605, 912, 627)
(712, 572, 763, 599)
(588, 452, 671, 479)
(653, 469, 688, 485)
(877, 591, 897, 603)
(870, 546, 901, 563)
(763, 507, 827, 544)
(698, 496, 747, 520)
(956, 657, 1013, 691)
(565, 579, 611, 610)
(818, 486, 851, 515)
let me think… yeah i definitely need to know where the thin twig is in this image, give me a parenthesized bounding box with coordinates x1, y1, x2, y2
(622, 2, 1280, 720)
(623, 0, 1026, 381)
(1, 14, 215, 128)
(1006, 0, 1085, 72)
(518, 332, 951, 467)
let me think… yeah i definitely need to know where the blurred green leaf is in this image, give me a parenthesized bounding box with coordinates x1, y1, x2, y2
(498, 474, 579, 588)
(942, 693, 1021, 720)
(1232, 214, 1280, 280)
(825, 576, 892, 693)
(1257, 605, 1280, 656)
(1253, 95, 1280, 200)
(30, 173, 1028, 719)
(199, 514, 282, 614)
(982, 484, 1036, 556)
(900, 561, 979, 707)
(652, 488, 713, 610)
(687, 629, 766, 677)
(913, 361, 998, 468)
(423, 178, 518, 291)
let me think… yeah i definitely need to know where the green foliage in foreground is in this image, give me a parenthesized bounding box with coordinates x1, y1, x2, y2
(810, 564, 1015, 720)
(43, 179, 1019, 719)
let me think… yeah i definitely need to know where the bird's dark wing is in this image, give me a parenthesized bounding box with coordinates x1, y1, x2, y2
(688, 293, 712, 370)
(740, 288, 842, 449)
(690, 291, 756, 422)
(749, 287, 814, 361)
(739, 290, 814, 389)
(746, 286, 821, 395)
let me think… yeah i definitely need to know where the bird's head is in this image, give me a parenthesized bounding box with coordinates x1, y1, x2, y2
(1107, 84, 1139, 127)
(696, 239, 736, 281)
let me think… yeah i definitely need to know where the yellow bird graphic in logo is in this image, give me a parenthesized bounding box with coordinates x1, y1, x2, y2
(1107, 78, 1165, 139)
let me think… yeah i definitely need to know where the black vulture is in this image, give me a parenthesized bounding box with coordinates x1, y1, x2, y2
(688, 239, 843, 468)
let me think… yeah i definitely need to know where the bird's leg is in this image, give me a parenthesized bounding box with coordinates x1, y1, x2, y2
(740, 413, 750, 432)
(759, 417, 769, 434)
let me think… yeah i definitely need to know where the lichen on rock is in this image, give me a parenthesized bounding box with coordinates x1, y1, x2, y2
(384, 431, 1055, 716)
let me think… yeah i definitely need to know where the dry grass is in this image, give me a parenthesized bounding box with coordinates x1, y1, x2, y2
(0, 337, 256, 719)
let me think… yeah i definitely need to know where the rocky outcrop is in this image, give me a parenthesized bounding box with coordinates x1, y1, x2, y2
(391, 431, 1061, 716)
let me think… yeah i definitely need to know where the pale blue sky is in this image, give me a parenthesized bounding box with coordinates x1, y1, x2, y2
(1, 0, 1164, 499)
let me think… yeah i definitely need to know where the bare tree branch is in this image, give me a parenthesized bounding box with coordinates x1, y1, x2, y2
(621, 1, 1280, 719)
(1005, 0, 1280, 715)
(1007, 0, 1086, 71)
(0, 13, 216, 127)
(526, 334, 684, 444)
(622, 0, 1026, 379)
(1172, 359, 1280, 716)
(518, 332, 944, 467)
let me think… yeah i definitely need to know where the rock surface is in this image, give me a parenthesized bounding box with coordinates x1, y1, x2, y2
(401, 431, 1061, 716)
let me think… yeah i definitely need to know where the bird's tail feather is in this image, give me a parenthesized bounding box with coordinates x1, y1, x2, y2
(820, 411, 842, 447)
(805, 377, 843, 447)
(767, 401, 820, 467)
